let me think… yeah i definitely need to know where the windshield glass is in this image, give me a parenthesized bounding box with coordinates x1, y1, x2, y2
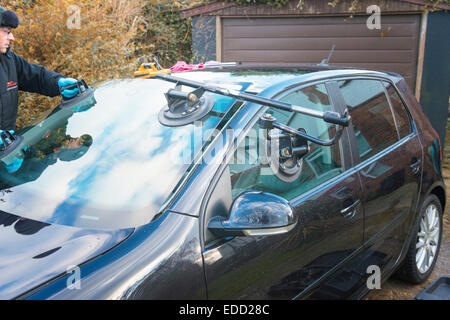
(0, 70, 306, 230)
(0, 78, 241, 230)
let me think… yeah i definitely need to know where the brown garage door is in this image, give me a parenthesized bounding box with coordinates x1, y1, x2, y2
(222, 15, 420, 88)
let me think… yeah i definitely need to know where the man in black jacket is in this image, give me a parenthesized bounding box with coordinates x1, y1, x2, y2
(0, 6, 79, 132)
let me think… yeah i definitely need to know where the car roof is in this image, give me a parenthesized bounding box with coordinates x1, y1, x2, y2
(179, 63, 404, 93)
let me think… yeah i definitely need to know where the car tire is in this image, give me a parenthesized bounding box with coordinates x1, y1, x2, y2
(396, 194, 443, 284)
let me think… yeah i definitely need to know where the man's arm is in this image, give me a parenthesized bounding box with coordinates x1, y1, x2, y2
(11, 52, 62, 97)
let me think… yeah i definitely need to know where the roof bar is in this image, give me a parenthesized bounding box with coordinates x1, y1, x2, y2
(154, 73, 351, 127)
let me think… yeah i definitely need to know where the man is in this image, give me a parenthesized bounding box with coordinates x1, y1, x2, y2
(0, 6, 79, 132)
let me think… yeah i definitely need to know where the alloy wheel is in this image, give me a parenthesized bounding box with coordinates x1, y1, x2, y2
(415, 204, 440, 274)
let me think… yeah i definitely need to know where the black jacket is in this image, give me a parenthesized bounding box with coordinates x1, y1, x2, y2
(0, 51, 62, 130)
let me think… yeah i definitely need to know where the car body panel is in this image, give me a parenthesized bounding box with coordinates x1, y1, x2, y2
(396, 79, 445, 208)
(335, 76, 425, 281)
(203, 168, 365, 299)
(357, 134, 422, 265)
(0, 210, 133, 300)
(198, 74, 368, 299)
(22, 211, 205, 300)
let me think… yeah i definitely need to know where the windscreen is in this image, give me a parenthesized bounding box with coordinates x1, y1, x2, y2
(0, 78, 240, 230)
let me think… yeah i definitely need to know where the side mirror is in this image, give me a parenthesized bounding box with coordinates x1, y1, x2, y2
(208, 191, 297, 237)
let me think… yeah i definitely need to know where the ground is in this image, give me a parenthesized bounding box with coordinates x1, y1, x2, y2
(365, 119, 450, 300)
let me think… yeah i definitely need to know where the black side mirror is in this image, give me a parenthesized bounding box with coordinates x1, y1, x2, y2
(208, 191, 297, 237)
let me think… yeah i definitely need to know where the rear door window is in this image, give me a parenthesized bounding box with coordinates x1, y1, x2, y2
(338, 79, 398, 162)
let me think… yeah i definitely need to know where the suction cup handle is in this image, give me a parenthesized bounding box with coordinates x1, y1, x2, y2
(323, 111, 351, 127)
(0, 130, 15, 147)
(167, 89, 198, 103)
(59, 79, 89, 95)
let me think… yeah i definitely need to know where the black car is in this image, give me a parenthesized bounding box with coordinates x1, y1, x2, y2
(0, 65, 445, 300)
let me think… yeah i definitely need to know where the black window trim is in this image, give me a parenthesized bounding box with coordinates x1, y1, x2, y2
(382, 83, 402, 141)
(381, 80, 414, 139)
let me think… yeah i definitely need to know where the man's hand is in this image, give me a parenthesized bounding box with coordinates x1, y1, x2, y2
(58, 78, 79, 99)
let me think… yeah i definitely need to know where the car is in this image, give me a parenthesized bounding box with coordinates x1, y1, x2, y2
(0, 64, 445, 300)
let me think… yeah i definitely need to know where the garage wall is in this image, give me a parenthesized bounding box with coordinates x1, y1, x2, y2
(222, 15, 420, 88)
(419, 11, 450, 145)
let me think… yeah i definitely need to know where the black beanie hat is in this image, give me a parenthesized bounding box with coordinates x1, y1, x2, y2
(0, 6, 19, 29)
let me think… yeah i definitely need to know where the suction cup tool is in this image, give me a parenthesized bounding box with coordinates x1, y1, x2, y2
(158, 85, 215, 127)
(0, 131, 24, 158)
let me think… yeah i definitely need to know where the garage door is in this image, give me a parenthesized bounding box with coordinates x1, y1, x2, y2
(222, 15, 420, 88)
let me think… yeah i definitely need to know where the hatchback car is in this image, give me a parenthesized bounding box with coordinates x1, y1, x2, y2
(0, 65, 445, 300)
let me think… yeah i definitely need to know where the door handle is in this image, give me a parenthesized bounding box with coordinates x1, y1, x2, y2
(410, 159, 421, 175)
(341, 199, 361, 220)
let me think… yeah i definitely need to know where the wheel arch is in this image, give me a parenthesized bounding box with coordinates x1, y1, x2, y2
(428, 183, 446, 212)
(396, 181, 446, 266)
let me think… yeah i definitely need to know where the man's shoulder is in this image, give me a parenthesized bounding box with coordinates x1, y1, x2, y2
(6, 50, 22, 59)
(2, 50, 21, 62)
(4, 51, 38, 69)
(5, 51, 32, 64)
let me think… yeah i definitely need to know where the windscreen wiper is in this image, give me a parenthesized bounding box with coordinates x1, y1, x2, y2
(152, 73, 351, 147)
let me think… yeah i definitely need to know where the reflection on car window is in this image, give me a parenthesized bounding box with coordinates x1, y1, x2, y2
(0, 124, 93, 190)
(229, 84, 343, 201)
(383, 81, 412, 139)
(0, 97, 95, 185)
(338, 80, 398, 162)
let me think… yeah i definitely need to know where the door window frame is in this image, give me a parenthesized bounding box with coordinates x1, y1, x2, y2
(381, 80, 415, 140)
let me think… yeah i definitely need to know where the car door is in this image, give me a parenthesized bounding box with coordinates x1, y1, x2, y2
(336, 79, 423, 278)
(201, 82, 365, 299)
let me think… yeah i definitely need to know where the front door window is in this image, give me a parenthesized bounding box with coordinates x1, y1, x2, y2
(229, 83, 343, 201)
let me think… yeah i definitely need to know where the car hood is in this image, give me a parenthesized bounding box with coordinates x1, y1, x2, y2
(0, 210, 133, 299)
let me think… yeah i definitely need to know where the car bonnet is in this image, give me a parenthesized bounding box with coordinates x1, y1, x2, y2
(0, 209, 132, 299)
